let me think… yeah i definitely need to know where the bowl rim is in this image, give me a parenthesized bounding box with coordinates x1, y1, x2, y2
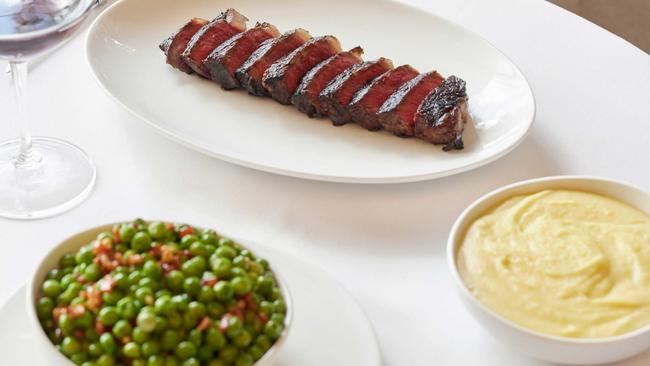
(26, 221, 293, 365)
(447, 175, 650, 344)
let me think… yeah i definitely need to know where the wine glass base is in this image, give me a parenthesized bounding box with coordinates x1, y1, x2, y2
(0, 137, 96, 220)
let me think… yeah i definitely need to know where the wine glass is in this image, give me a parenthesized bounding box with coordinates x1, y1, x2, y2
(0, 0, 101, 219)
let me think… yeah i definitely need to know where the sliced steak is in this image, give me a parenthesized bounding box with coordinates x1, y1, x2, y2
(263, 36, 342, 105)
(348, 65, 419, 131)
(181, 9, 248, 78)
(319, 58, 394, 126)
(377, 71, 444, 137)
(205, 23, 280, 89)
(159, 18, 209, 74)
(235, 29, 311, 96)
(414, 76, 470, 150)
(291, 47, 364, 117)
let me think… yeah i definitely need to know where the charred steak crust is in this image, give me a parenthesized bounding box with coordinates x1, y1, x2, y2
(377, 71, 444, 137)
(181, 9, 248, 78)
(414, 75, 469, 150)
(205, 23, 280, 89)
(319, 58, 394, 126)
(291, 46, 364, 118)
(235, 29, 311, 97)
(160, 18, 209, 74)
(262, 36, 342, 105)
(348, 65, 419, 131)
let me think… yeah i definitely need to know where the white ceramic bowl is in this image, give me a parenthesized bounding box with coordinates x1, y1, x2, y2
(26, 223, 292, 366)
(447, 176, 650, 365)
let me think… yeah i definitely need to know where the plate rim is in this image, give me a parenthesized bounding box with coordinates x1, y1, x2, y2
(84, 0, 536, 184)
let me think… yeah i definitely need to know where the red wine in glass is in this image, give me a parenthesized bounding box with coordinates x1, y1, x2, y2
(0, 0, 100, 219)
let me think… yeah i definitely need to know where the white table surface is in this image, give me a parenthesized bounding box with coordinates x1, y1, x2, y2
(1, 0, 649, 365)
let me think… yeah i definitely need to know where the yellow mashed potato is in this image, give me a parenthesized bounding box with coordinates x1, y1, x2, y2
(457, 190, 650, 338)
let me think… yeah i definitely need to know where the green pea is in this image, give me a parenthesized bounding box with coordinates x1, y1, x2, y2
(180, 235, 198, 250)
(235, 353, 254, 366)
(218, 345, 238, 363)
(148, 355, 165, 366)
(120, 224, 137, 243)
(230, 277, 251, 296)
(96, 354, 115, 366)
(132, 232, 152, 253)
(117, 297, 139, 319)
(182, 358, 200, 366)
(207, 302, 225, 318)
(225, 316, 243, 339)
(148, 221, 168, 240)
(113, 272, 129, 290)
(123, 342, 141, 358)
(98, 306, 120, 326)
(154, 315, 168, 333)
(166, 270, 185, 292)
(133, 326, 151, 344)
(256, 276, 273, 295)
(273, 299, 287, 314)
(137, 311, 157, 332)
(70, 353, 88, 365)
(42, 279, 62, 298)
(143, 260, 163, 280)
(255, 335, 271, 351)
(197, 286, 215, 303)
(248, 345, 263, 361)
(175, 341, 196, 360)
(46, 268, 60, 280)
(201, 232, 218, 246)
(59, 253, 77, 268)
(183, 277, 201, 297)
(161, 329, 179, 351)
(99, 333, 117, 355)
(141, 340, 161, 357)
(133, 360, 147, 366)
(85, 328, 100, 341)
(189, 242, 208, 258)
(61, 336, 81, 355)
(172, 294, 190, 312)
(37, 297, 54, 319)
(233, 330, 252, 348)
(136, 287, 155, 305)
(230, 267, 246, 278)
(207, 360, 226, 366)
(58, 313, 75, 335)
(129, 270, 144, 286)
(88, 342, 103, 357)
(187, 302, 206, 319)
(209, 256, 232, 279)
(196, 345, 213, 362)
(167, 311, 183, 329)
(213, 281, 234, 301)
(75, 246, 94, 265)
(154, 295, 174, 315)
(205, 327, 226, 350)
(232, 256, 247, 268)
(264, 319, 283, 340)
(182, 257, 207, 277)
(215, 246, 236, 259)
(102, 290, 123, 306)
(75, 311, 93, 329)
(114, 243, 128, 253)
(83, 263, 101, 282)
(112, 319, 132, 338)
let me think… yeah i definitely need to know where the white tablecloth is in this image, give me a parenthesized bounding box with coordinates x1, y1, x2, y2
(1, 0, 649, 364)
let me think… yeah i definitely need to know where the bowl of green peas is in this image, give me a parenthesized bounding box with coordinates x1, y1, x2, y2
(27, 219, 292, 366)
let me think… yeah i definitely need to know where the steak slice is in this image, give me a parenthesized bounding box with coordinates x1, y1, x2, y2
(205, 23, 280, 89)
(263, 36, 342, 105)
(235, 29, 311, 96)
(348, 65, 419, 131)
(377, 71, 444, 137)
(414, 76, 470, 150)
(159, 18, 209, 74)
(291, 47, 364, 118)
(181, 8, 248, 78)
(319, 58, 394, 126)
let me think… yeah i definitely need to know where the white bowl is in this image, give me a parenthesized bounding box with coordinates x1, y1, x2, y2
(26, 223, 292, 366)
(447, 176, 650, 365)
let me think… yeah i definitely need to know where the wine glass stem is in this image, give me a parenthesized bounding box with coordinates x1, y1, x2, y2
(9, 60, 41, 168)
